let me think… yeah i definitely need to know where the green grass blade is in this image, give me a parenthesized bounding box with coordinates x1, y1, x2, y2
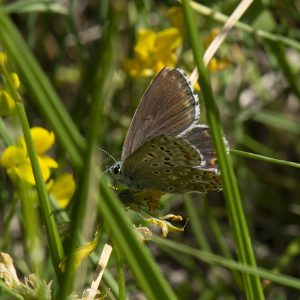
(184, 194, 211, 252)
(276, 237, 300, 272)
(241, 135, 278, 157)
(231, 149, 300, 169)
(0, 11, 84, 170)
(185, 194, 243, 289)
(181, 1, 264, 298)
(99, 180, 178, 300)
(115, 245, 126, 300)
(18, 181, 44, 275)
(0, 117, 13, 146)
(16, 102, 64, 278)
(0, 56, 64, 278)
(154, 238, 300, 291)
(202, 196, 243, 288)
(1, 0, 68, 15)
(0, 281, 24, 300)
(253, 110, 300, 134)
(58, 10, 117, 298)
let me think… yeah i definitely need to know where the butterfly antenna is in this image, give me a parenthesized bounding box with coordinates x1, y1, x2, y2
(96, 146, 117, 164)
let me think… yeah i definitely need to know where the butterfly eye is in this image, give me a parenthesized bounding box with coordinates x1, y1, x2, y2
(113, 165, 120, 174)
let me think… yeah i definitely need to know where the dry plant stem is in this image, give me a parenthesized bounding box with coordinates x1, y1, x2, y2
(190, 0, 254, 85)
(88, 243, 113, 299)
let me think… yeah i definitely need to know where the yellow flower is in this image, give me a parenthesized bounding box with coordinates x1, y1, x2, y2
(0, 90, 15, 116)
(19, 127, 56, 155)
(47, 173, 75, 208)
(208, 57, 230, 72)
(0, 127, 58, 185)
(10, 73, 20, 90)
(167, 6, 184, 33)
(0, 52, 7, 64)
(0, 54, 21, 115)
(59, 230, 100, 272)
(123, 27, 182, 77)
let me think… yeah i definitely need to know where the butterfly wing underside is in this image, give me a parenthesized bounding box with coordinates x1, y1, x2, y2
(121, 67, 199, 161)
(180, 125, 220, 170)
(122, 134, 221, 193)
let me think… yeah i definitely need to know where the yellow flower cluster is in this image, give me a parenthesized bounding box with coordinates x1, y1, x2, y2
(0, 127, 75, 208)
(0, 90, 15, 116)
(122, 8, 230, 78)
(0, 52, 20, 116)
(1, 127, 58, 185)
(0, 52, 75, 208)
(123, 27, 182, 77)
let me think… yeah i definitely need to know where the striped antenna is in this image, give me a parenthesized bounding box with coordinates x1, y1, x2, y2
(96, 146, 117, 163)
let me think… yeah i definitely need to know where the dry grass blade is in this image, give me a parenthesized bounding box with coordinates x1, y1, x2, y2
(189, 0, 254, 85)
(82, 243, 113, 299)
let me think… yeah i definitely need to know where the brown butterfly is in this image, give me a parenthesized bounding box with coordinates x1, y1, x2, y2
(110, 67, 224, 215)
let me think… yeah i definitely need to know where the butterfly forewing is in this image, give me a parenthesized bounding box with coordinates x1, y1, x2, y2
(121, 67, 199, 161)
(121, 135, 221, 193)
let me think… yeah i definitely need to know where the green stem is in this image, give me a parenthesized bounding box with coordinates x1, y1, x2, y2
(181, 1, 264, 299)
(16, 101, 64, 278)
(154, 237, 300, 291)
(115, 246, 126, 300)
(0, 281, 24, 300)
(231, 149, 300, 169)
(203, 198, 243, 289)
(57, 8, 117, 299)
(99, 180, 178, 300)
(1, 194, 17, 250)
(184, 194, 211, 252)
(0, 50, 64, 278)
(18, 181, 44, 277)
(0, 117, 13, 146)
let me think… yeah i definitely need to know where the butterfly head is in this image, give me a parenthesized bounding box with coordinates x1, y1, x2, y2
(109, 161, 122, 176)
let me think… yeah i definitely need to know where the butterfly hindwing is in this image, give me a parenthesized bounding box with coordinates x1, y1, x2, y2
(121, 135, 221, 193)
(180, 125, 220, 170)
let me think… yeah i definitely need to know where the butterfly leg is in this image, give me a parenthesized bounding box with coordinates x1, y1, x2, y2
(146, 217, 184, 238)
(118, 189, 186, 237)
(160, 214, 183, 222)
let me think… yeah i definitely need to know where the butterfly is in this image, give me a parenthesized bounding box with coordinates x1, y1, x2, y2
(110, 67, 223, 217)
